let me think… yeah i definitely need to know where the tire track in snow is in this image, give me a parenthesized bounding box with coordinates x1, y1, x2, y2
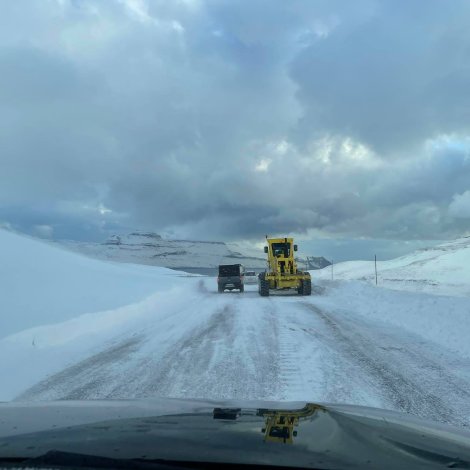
(249, 296, 308, 401)
(120, 303, 239, 399)
(301, 302, 470, 427)
(18, 303, 240, 400)
(274, 303, 314, 401)
(266, 297, 368, 405)
(125, 292, 280, 400)
(17, 336, 145, 401)
(17, 288, 281, 401)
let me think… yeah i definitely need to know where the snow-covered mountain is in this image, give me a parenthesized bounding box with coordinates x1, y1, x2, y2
(315, 237, 470, 297)
(305, 256, 331, 270)
(58, 232, 267, 272)
(58, 232, 330, 273)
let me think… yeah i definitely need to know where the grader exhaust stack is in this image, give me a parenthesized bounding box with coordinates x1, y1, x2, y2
(258, 236, 311, 296)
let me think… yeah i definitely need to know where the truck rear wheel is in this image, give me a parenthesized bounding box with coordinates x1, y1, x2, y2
(301, 279, 312, 296)
(258, 273, 270, 297)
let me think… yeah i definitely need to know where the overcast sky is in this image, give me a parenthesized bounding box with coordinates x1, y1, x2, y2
(1, 0, 469, 260)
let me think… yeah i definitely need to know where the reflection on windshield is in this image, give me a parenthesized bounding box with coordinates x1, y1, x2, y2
(213, 403, 324, 444)
(257, 404, 324, 444)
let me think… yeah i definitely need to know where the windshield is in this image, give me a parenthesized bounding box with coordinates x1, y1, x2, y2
(1, 0, 470, 463)
(219, 265, 242, 276)
(271, 243, 291, 257)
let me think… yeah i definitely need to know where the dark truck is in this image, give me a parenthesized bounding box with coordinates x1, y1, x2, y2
(217, 264, 244, 293)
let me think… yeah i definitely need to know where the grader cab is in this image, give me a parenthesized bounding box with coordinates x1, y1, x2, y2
(258, 237, 311, 296)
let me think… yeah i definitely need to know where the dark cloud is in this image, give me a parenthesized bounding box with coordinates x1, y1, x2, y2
(0, 0, 469, 255)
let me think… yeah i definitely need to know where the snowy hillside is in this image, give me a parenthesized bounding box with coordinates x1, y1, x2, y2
(0, 229, 188, 339)
(58, 232, 267, 272)
(315, 237, 470, 297)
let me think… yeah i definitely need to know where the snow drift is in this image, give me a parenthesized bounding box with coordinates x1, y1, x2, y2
(0, 229, 186, 339)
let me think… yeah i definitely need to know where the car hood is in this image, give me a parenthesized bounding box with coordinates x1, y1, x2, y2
(0, 398, 469, 469)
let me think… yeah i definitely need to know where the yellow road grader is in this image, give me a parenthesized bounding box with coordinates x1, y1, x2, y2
(258, 236, 311, 296)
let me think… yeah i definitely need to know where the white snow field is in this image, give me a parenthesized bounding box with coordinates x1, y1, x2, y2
(316, 237, 470, 297)
(1, 230, 470, 429)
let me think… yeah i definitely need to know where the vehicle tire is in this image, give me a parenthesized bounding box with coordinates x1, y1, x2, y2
(297, 280, 304, 295)
(303, 278, 312, 296)
(258, 273, 270, 297)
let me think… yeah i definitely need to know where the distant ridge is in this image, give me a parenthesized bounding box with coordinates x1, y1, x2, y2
(58, 231, 328, 274)
(58, 231, 267, 272)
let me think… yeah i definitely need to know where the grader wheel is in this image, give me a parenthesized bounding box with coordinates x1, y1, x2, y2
(298, 277, 312, 296)
(258, 273, 270, 297)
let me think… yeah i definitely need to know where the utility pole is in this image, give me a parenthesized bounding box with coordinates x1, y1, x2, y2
(374, 254, 378, 285)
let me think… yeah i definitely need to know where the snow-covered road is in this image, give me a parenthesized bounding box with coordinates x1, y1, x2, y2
(15, 280, 470, 428)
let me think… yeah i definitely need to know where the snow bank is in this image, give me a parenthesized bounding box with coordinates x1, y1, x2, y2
(0, 280, 210, 401)
(314, 280, 470, 359)
(0, 229, 186, 339)
(315, 237, 470, 297)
